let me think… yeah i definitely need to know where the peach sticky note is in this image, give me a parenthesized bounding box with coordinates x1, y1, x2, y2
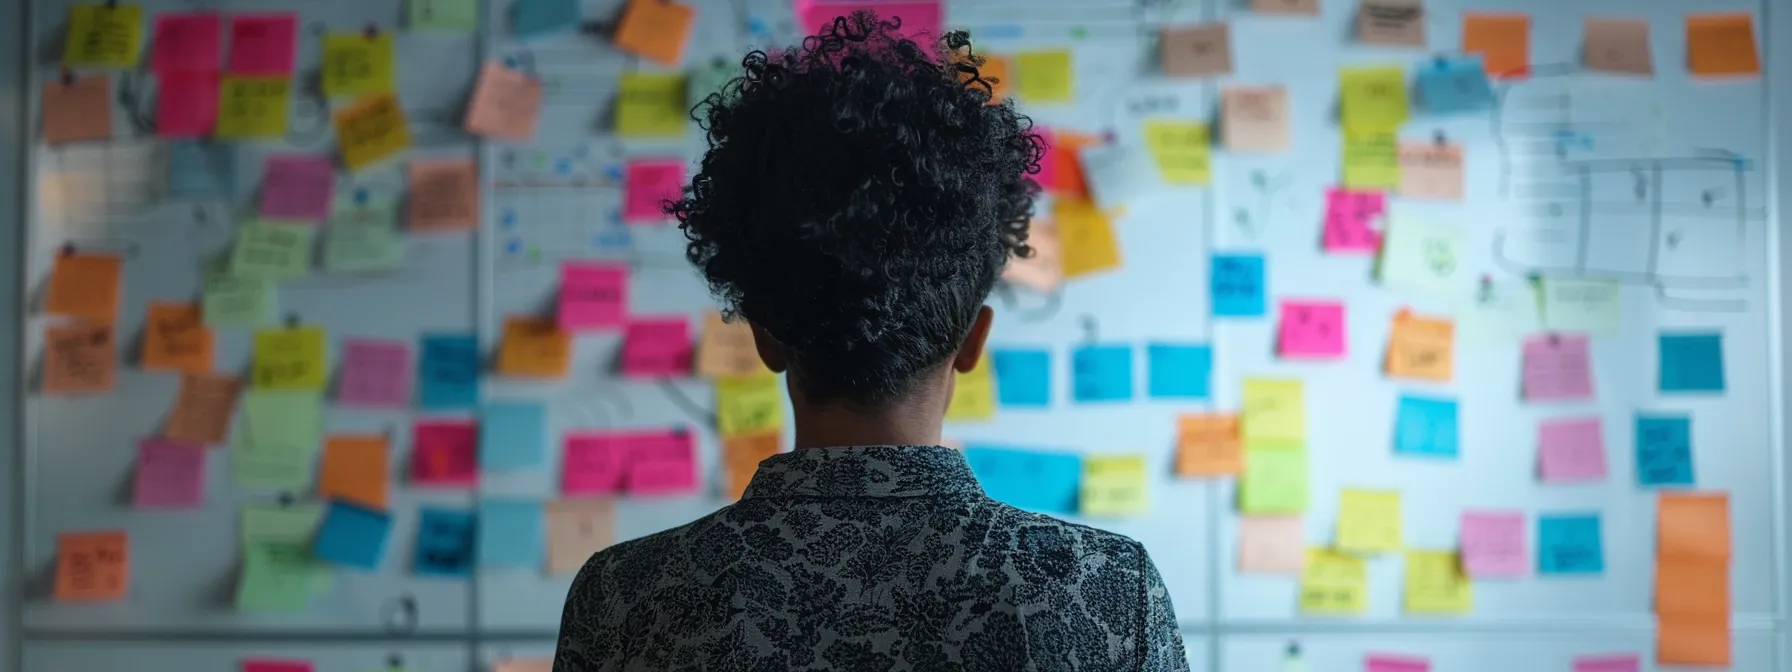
(1463, 13, 1531, 79)
(1277, 300, 1346, 358)
(623, 159, 684, 224)
(560, 262, 628, 331)
(1398, 142, 1464, 201)
(1384, 309, 1454, 382)
(46, 252, 123, 323)
(622, 317, 693, 379)
(546, 499, 614, 573)
(1657, 492, 1730, 561)
(1584, 18, 1653, 75)
(612, 0, 695, 66)
(1176, 413, 1241, 477)
(319, 434, 390, 509)
(464, 61, 542, 142)
(723, 431, 782, 500)
(43, 323, 117, 395)
(1686, 13, 1760, 78)
(1001, 219, 1063, 293)
(42, 75, 114, 144)
(1220, 85, 1289, 153)
(1238, 515, 1305, 574)
(408, 158, 479, 231)
(164, 372, 241, 444)
(141, 301, 214, 374)
(695, 310, 769, 379)
(498, 316, 571, 378)
(54, 530, 129, 602)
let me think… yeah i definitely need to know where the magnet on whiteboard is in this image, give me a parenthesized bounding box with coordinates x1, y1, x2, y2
(386, 654, 404, 669)
(285, 313, 301, 328)
(60, 243, 76, 256)
(355, 188, 370, 204)
(59, 69, 75, 86)
(364, 22, 381, 38)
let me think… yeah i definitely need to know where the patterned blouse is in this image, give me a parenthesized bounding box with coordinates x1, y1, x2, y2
(554, 444, 1189, 671)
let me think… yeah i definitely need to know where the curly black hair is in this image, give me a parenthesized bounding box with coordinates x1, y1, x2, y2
(668, 12, 1045, 405)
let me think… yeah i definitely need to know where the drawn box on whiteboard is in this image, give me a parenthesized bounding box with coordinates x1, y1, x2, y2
(1549, 159, 1749, 281)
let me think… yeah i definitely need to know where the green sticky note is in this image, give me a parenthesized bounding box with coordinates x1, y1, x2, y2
(1377, 215, 1466, 298)
(1342, 129, 1400, 189)
(239, 390, 323, 453)
(1241, 448, 1308, 513)
(616, 73, 688, 137)
(325, 199, 406, 272)
(241, 502, 324, 544)
(233, 447, 315, 492)
(1541, 278, 1623, 335)
(409, 0, 477, 30)
(237, 542, 328, 611)
(202, 272, 276, 327)
(1339, 66, 1410, 130)
(232, 220, 315, 279)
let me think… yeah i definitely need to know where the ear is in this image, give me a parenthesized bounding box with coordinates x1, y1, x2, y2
(952, 306, 994, 373)
(748, 322, 789, 373)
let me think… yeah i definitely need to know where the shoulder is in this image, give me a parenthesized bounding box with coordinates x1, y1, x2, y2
(986, 501, 1151, 562)
(565, 507, 735, 603)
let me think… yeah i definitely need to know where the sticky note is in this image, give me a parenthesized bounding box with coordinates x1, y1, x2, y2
(410, 0, 479, 31)
(497, 316, 571, 379)
(625, 429, 700, 495)
(1658, 613, 1731, 667)
(238, 389, 322, 453)
(1220, 85, 1289, 153)
(1385, 310, 1454, 382)
(324, 200, 406, 272)
(479, 499, 546, 568)
(418, 333, 480, 409)
(318, 434, 389, 509)
(1338, 489, 1402, 553)
(792, 0, 941, 40)
(695, 310, 769, 379)
(1211, 253, 1266, 317)
(616, 73, 688, 137)
(413, 508, 475, 576)
(241, 502, 324, 545)
(1658, 492, 1730, 561)
(313, 501, 391, 570)
(1039, 129, 1101, 197)
(1160, 22, 1231, 78)
(1537, 416, 1607, 483)
(1339, 66, 1409, 130)
(1636, 413, 1694, 487)
(724, 431, 782, 499)
(1687, 13, 1760, 78)
(1252, 0, 1317, 14)
(464, 61, 542, 142)
(1071, 344, 1132, 402)
(65, 4, 144, 67)
(991, 349, 1050, 407)
(243, 659, 313, 672)
(412, 420, 479, 487)
(1146, 343, 1210, 399)
(1377, 216, 1465, 298)
(1277, 300, 1346, 359)
(228, 14, 298, 75)
(140, 301, 212, 374)
(234, 435, 314, 491)
(545, 499, 614, 573)
(214, 76, 291, 139)
(1015, 50, 1073, 102)
(613, 0, 695, 65)
(43, 323, 117, 395)
(1658, 333, 1724, 393)
(1176, 413, 1240, 477)
(46, 252, 122, 322)
(1343, 129, 1400, 189)
(1522, 334, 1594, 402)
(1080, 455, 1149, 517)
(970, 54, 1010, 103)
(1365, 654, 1431, 672)
(511, 0, 583, 38)
(1394, 395, 1458, 458)
(1142, 120, 1211, 186)
(563, 432, 627, 496)
(333, 93, 411, 172)
(1398, 142, 1464, 201)
(55, 530, 130, 602)
(1462, 13, 1531, 79)
(1242, 378, 1304, 447)
(236, 543, 318, 611)
(688, 56, 738, 102)
(1572, 654, 1640, 672)
(1238, 515, 1304, 573)
(946, 356, 997, 421)
(482, 402, 548, 470)
(560, 262, 628, 330)
(1584, 19, 1652, 75)
(259, 154, 335, 221)
(1241, 448, 1307, 513)
(1414, 56, 1494, 114)
(155, 72, 220, 138)
(151, 12, 221, 73)
(1299, 549, 1365, 614)
(133, 438, 207, 508)
(202, 272, 276, 327)
(408, 158, 479, 231)
(164, 372, 240, 444)
(1357, 0, 1424, 47)
(251, 325, 327, 390)
(334, 338, 412, 407)
(623, 159, 685, 223)
(1404, 550, 1472, 614)
(41, 76, 114, 144)
(716, 374, 785, 438)
(1055, 200, 1122, 279)
(1540, 278, 1622, 334)
(1322, 187, 1384, 254)
(232, 220, 315, 280)
(1537, 513, 1603, 574)
(962, 446, 1082, 514)
(621, 318, 693, 378)
(321, 32, 396, 97)
(1460, 510, 1527, 577)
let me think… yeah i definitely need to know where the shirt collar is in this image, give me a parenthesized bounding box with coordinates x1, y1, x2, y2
(741, 445, 985, 499)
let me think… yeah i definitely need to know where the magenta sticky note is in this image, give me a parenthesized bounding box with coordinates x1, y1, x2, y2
(621, 317, 693, 379)
(133, 438, 207, 509)
(1522, 334, 1594, 401)
(1364, 654, 1430, 672)
(411, 420, 478, 487)
(560, 262, 628, 331)
(1459, 510, 1526, 578)
(1537, 416, 1607, 482)
(259, 155, 336, 221)
(152, 13, 223, 74)
(623, 159, 685, 223)
(1031, 127, 1058, 190)
(794, 0, 941, 42)
(228, 14, 299, 75)
(1571, 654, 1640, 672)
(563, 432, 628, 496)
(623, 429, 698, 495)
(1277, 300, 1346, 358)
(336, 338, 413, 408)
(156, 72, 220, 138)
(1322, 187, 1385, 253)
(242, 660, 313, 672)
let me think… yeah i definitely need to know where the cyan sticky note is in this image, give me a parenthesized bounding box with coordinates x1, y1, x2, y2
(963, 445, 1082, 515)
(413, 507, 475, 577)
(1635, 413, 1694, 487)
(477, 499, 545, 569)
(1147, 343, 1212, 399)
(1659, 332, 1725, 393)
(1211, 253, 1266, 317)
(419, 334, 480, 410)
(1537, 513, 1604, 575)
(1415, 55, 1494, 114)
(991, 349, 1051, 407)
(313, 501, 392, 570)
(481, 402, 547, 470)
(168, 141, 236, 199)
(510, 0, 581, 38)
(1072, 344, 1133, 402)
(1394, 394, 1459, 458)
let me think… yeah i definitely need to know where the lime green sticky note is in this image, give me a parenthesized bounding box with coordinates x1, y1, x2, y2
(321, 32, 397, 97)
(237, 542, 325, 611)
(1377, 215, 1466, 298)
(1241, 448, 1307, 513)
(325, 199, 406, 272)
(1143, 120, 1212, 186)
(616, 73, 688, 137)
(64, 4, 144, 67)
(1016, 50, 1074, 102)
(1242, 377, 1305, 447)
(1339, 66, 1409, 130)
(1342, 129, 1400, 189)
(232, 220, 315, 279)
(241, 502, 323, 544)
(233, 446, 315, 492)
(1081, 454, 1150, 516)
(252, 326, 329, 390)
(239, 389, 323, 451)
(1336, 489, 1402, 553)
(202, 272, 276, 327)
(408, 0, 478, 30)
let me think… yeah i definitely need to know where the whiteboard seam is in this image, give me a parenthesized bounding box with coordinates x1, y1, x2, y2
(1762, 0, 1789, 669)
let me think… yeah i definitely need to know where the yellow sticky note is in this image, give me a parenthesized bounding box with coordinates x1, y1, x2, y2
(946, 355, 997, 421)
(1241, 377, 1304, 447)
(1300, 548, 1367, 615)
(332, 93, 411, 172)
(1339, 66, 1410, 130)
(65, 4, 144, 68)
(1343, 129, 1401, 189)
(716, 373, 784, 438)
(616, 73, 688, 137)
(215, 76, 292, 139)
(1241, 448, 1307, 513)
(1404, 549, 1473, 614)
(1056, 199, 1122, 279)
(1337, 489, 1402, 553)
(252, 326, 328, 390)
(1016, 50, 1074, 103)
(322, 32, 396, 97)
(1143, 120, 1211, 186)
(1081, 454, 1150, 517)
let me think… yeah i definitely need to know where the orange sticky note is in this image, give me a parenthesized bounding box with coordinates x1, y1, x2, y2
(319, 434, 390, 509)
(46, 252, 123, 323)
(464, 61, 542, 142)
(1047, 130, 1102, 198)
(1384, 309, 1454, 383)
(1462, 13, 1531, 79)
(1176, 413, 1242, 476)
(498, 316, 570, 378)
(1655, 560, 1730, 618)
(1001, 218, 1062, 293)
(141, 301, 214, 374)
(1686, 13, 1760, 78)
(695, 310, 770, 379)
(54, 530, 130, 602)
(1657, 492, 1730, 561)
(612, 0, 695, 66)
(1658, 614, 1731, 667)
(971, 55, 1011, 104)
(723, 431, 783, 500)
(409, 158, 479, 231)
(164, 372, 241, 444)
(43, 323, 117, 395)
(42, 75, 114, 144)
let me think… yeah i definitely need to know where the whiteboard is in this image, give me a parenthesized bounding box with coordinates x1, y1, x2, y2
(25, 643, 469, 672)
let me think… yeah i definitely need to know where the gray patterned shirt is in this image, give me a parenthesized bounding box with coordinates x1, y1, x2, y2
(554, 444, 1188, 671)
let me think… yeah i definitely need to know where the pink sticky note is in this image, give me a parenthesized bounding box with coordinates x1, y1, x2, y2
(1538, 416, 1607, 482)
(133, 438, 207, 509)
(411, 421, 478, 487)
(623, 429, 699, 495)
(336, 338, 413, 408)
(1364, 654, 1430, 672)
(259, 155, 336, 221)
(243, 660, 312, 672)
(563, 432, 629, 496)
(560, 262, 628, 331)
(1572, 654, 1640, 672)
(1277, 300, 1346, 358)
(152, 13, 223, 74)
(623, 159, 685, 223)
(1522, 334, 1594, 401)
(1459, 510, 1526, 577)
(794, 0, 942, 42)
(156, 72, 220, 138)
(228, 14, 299, 75)
(1323, 187, 1385, 253)
(1031, 127, 1058, 189)
(621, 318, 693, 379)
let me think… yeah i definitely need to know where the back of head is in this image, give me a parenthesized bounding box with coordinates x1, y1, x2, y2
(669, 13, 1044, 406)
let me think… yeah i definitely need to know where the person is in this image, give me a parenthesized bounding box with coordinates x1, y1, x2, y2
(554, 12, 1187, 671)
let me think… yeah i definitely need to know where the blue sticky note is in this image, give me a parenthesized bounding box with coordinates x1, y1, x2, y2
(1659, 333, 1725, 393)
(477, 499, 545, 569)
(1415, 55, 1494, 114)
(1537, 513, 1604, 575)
(1211, 253, 1266, 317)
(419, 334, 480, 410)
(481, 402, 548, 470)
(1072, 345, 1133, 402)
(1393, 395, 1459, 458)
(1147, 343, 1211, 399)
(413, 507, 476, 577)
(963, 446, 1082, 515)
(991, 349, 1051, 407)
(1635, 413, 1694, 487)
(167, 141, 235, 199)
(313, 501, 392, 570)
(510, 0, 582, 38)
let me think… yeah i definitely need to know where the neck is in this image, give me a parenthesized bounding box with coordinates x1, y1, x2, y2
(789, 387, 947, 450)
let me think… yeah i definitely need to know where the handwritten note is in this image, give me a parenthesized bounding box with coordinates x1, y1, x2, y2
(562, 433, 627, 496)
(1385, 309, 1454, 382)
(1242, 378, 1304, 447)
(42, 76, 114, 144)
(312, 501, 392, 570)
(695, 310, 769, 379)
(228, 14, 298, 75)
(716, 374, 785, 438)
(1521, 334, 1594, 402)
(1636, 413, 1694, 487)
(252, 325, 327, 390)
(1299, 549, 1365, 614)
(214, 76, 291, 139)
(1378, 216, 1464, 298)
(1142, 120, 1211, 186)
(65, 4, 144, 67)
(1160, 22, 1231, 78)
(1211, 253, 1266, 317)
(1343, 129, 1400, 189)
(43, 323, 117, 395)
(1538, 416, 1607, 482)
(335, 338, 412, 408)
(1176, 413, 1241, 476)
(613, 0, 695, 65)
(1321, 187, 1384, 254)
(333, 93, 411, 171)
(545, 499, 614, 573)
(202, 272, 276, 327)
(1537, 512, 1604, 574)
(946, 355, 997, 421)
(1415, 56, 1495, 114)
(478, 499, 545, 568)
(481, 402, 547, 470)
(1394, 395, 1458, 458)
(1241, 448, 1307, 513)
(232, 220, 314, 279)
(412, 420, 478, 487)
(616, 73, 688, 137)
(1658, 332, 1725, 393)
(623, 159, 685, 223)
(414, 507, 476, 576)
(1404, 550, 1472, 613)
(1055, 199, 1122, 279)
(497, 316, 571, 378)
(1687, 13, 1760, 78)
(164, 372, 240, 444)
(1358, 0, 1424, 46)
(1071, 344, 1133, 403)
(1398, 142, 1464, 201)
(1463, 12, 1531, 79)
(1277, 300, 1346, 359)
(560, 262, 628, 330)
(1339, 66, 1409, 130)
(1015, 50, 1073, 102)
(408, 158, 479, 230)
(133, 438, 207, 508)
(259, 154, 334, 221)
(1220, 85, 1289, 152)
(1238, 515, 1303, 573)
(47, 252, 122, 322)
(319, 434, 390, 509)
(1338, 489, 1402, 553)
(991, 349, 1050, 407)
(1540, 278, 1622, 334)
(1584, 19, 1652, 75)
(1080, 455, 1149, 517)
(55, 530, 130, 602)
(140, 301, 212, 373)
(322, 32, 396, 97)
(624, 429, 700, 495)
(1460, 510, 1527, 577)
(418, 333, 480, 409)
(963, 446, 1082, 514)
(621, 318, 693, 378)
(325, 199, 406, 271)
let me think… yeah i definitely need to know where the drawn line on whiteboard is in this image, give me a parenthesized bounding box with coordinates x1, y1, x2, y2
(657, 380, 718, 429)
